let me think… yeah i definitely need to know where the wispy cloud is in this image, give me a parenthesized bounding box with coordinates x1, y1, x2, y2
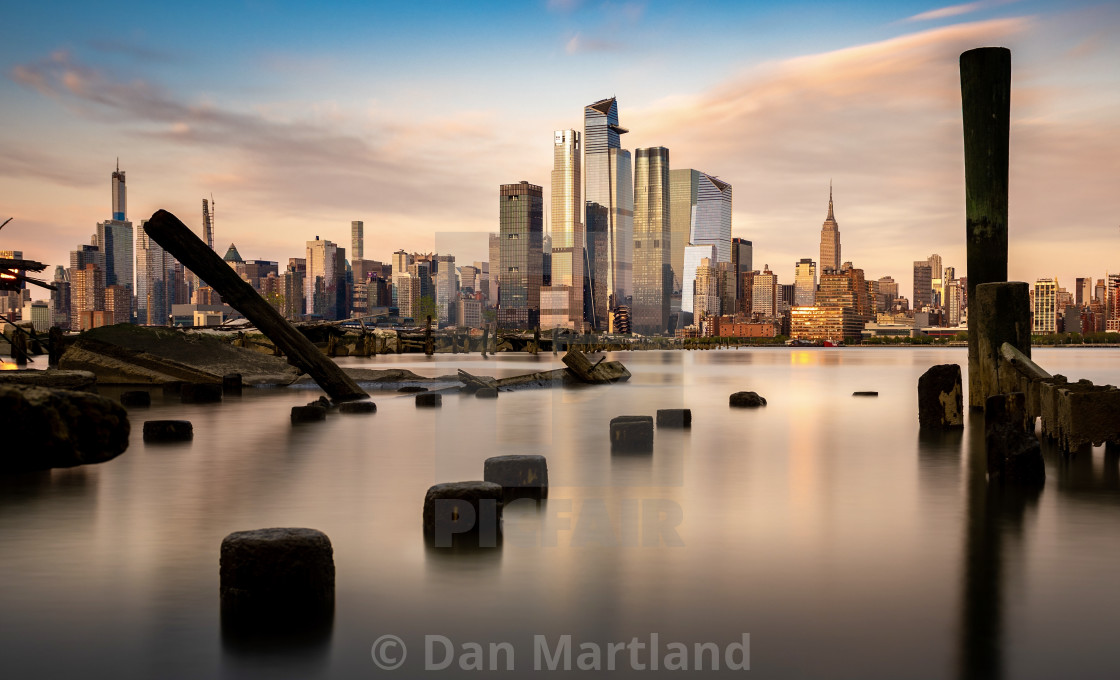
(905, 0, 1020, 23)
(565, 33, 623, 54)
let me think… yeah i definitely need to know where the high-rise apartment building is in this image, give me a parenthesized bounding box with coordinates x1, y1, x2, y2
(352, 221, 364, 260)
(435, 254, 458, 326)
(819, 184, 841, 274)
(693, 258, 720, 321)
(70, 262, 105, 330)
(752, 265, 778, 317)
(97, 162, 134, 314)
(913, 260, 933, 310)
(632, 146, 671, 334)
(136, 223, 177, 325)
(584, 97, 632, 329)
(498, 181, 543, 329)
(546, 129, 583, 328)
(394, 273, 421, 321)
(794, 258, 817, 306)
(731, 238, 753, 289)
(1075, 277, 1091, 306)
(1033, 278, 1058, 333)
(202, 198, 215, 251)
(818, 263, 872, 321)
(112, 160, 126, 221)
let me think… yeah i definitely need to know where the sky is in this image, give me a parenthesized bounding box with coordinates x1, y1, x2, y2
(2, 0, 1118, 300)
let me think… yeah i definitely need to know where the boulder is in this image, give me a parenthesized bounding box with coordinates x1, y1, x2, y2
(422, 481, 503, 546)
(338, 400, 376, 414)
(1, 384, 129, 473)
(291, 405, 327, 424)
(416, 393, 442, 407)
(656, 409, 691, 428)
(611, 415, 654, 452)
(120, 390, 151, 408)
(220, 528, 335, 622)
(476, 387, 499, 399)
(729, 391, 767, 408)
(181, 382, 222, 404)
(918, 364, 964, 429)
(143, 420, 194, 442)
(484, 455, 548, 501)
(0, 369, 97, 391)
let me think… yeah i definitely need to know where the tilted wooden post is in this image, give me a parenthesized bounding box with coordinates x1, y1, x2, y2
(144, 209, 367, 402)
(425, 316, 434, 356)
(960, 47, 1012, 409)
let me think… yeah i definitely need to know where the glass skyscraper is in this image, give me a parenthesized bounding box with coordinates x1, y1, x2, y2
(498, 181, 543, 329)
(682, 244, 717, 317)
(97, 161, 133, 317)
(584, 97, 632, 330)
(670, 169, 733, 273)
(632, 146, 670, 334)
(547, 129, 583, 329)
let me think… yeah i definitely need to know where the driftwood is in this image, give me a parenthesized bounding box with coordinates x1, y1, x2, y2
(457, 369, 498, 393)
(144, 209, 367, 402)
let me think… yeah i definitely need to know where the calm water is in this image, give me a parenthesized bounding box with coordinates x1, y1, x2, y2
(2, 348, 1120, 679)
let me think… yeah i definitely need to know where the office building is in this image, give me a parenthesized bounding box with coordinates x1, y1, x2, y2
(632, 146, 671, 334)
(546, 129, 584, 328)
(682, 244, 717, 319)
(794, 258, 817, 306)
(819, 183, 841, 273)
(352, 221, 364, 260)
(1033, 278, 1058, 334)
(498, 181, 543, 329)
(584, 97, 633, 329)
(913, 260, 933, 310)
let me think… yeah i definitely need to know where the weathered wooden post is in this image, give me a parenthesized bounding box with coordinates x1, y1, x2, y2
(144, 210, 367, 402)
(961, 47, 1012, 409)
(424, 316, 434, 356)
(552, 327, 558, 355)
(48, 326, 63, 367)
(532, 326, 540, 355)
(480, 324, 489, 358)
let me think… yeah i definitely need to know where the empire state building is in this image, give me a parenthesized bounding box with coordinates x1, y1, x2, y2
(819, 183, 841, 273)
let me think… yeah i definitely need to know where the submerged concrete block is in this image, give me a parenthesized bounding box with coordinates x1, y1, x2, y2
(290, 404, 327, 423)
(223, 373, 243, 396)
(1056, 384, 1120, 454)
(422, 481, 503, 546)
(220, 528, 335, 621)
(611, 415, 654, 452)
(484, 454, 548, 500)
(985, 393, 1044, 485)
(918, 364, 964, 429)
(656, 409, 692, 428)
(338, 400, 376, 414)
(143, 419, 193, 442)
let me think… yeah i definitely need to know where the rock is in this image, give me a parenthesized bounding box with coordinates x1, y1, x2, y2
(143, 420, 194, 442)
(610, 415, 654, 452)
(0, 369, 97, 391)
(484, 455, 548, 501)
(399, 386, 428, 393)
(59, 337, 222, 385)
(729, 391, 767, 408)
(120, 390, 151, 408)
(181, 382, 222, 404)
(853, 391, 878, 397)
(338, 400, 376, 414)
(308, 396, 332, 409)
(416, 393, 442, 407)
(220, 528, 335, 622)
(223, 373, 243, 396)
(985, 393, 1044, 485)
(422, 481, 503, 546)
(0, 384, 130, 473)
(476, 387, 499, 399)
(291, 405, 327, 423)
(917, 364, 964, 429)
(656, 408, 692, 428)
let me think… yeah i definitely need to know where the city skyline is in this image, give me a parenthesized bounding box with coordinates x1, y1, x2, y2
(2, 1, 1119, 301)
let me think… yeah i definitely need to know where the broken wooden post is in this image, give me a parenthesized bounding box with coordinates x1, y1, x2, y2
(480, 324, 489, 358)
(425, 316, 434, 356)
(961, 47, 1012, 409)
(552, 327, 558, 355)
(144, 210, 367, 402)
(532, 326, 540, 355)
(974, 282, 1030, 411)
(48, 326, 64, 366)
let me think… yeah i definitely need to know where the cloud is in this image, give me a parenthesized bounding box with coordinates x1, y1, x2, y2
(565, 33, 623, 54)
(626, 15, 1120, 295)
(906, 2, 986, 22)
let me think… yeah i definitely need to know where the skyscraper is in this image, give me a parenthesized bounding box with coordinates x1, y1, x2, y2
(352, 221, 364, 260)
(819, 183, 841, 274)
(669, 169, 698, 296)
(202, 198, 215, 251)
(794, 258, 817, 306)
(632, 146, 671, 334)
(136, 223, 176, 325)
(96, 161, 134, 316)
(584, 97, 632, 329)
(692, 173, 732, 263)
(731, 238, 753, 284)
(913, 260, 933, 310)
(752, 265, 778, 317)
(546, 129, 583, 328)
(693, 257, 720, 321)
(682, 244, 717, 320)
(305, 237, 338, 318)
(435, 254, 457, 326)
(498, 181, 543, 329)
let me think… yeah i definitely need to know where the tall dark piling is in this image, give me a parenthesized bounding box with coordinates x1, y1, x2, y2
(974, 282, 1031, 409)
(425, 316, 434, 356)
(961, 47, 1012, 409)
(143, 210, 367, 402)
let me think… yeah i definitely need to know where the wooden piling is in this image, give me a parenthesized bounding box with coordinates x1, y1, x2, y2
(143, 209, 367, 402)
(960, 47, 1012, 409)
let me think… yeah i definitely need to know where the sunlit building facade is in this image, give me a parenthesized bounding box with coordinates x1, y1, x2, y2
(546, 129, 583, 328)
(819, 184, 841, 274)
(794, 258, 817, 306)
(632, 146, 671, 334)
(498, 181, 543, 329)
(584, 97, 632, 329)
